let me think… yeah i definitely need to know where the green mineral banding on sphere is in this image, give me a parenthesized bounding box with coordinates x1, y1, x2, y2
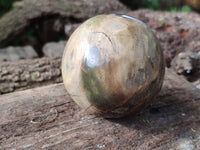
(62, 14, 165, 118)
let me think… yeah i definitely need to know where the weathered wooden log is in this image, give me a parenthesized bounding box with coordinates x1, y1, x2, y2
(0, 57, 62, 94)
(1, 8, 200, 94)
(0, 68, 199, 149)
(0, 0, 128, 47)
(1, 7, 200, 65)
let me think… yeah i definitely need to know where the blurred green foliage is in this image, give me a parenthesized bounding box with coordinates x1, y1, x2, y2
(0, 0, 22, 17)
(25, 29, 34, 40)
(142, 0, 160, 10)
(120, 0, 192, 12)
(170, 5, 192, 12)
(142, 0, 191, 12)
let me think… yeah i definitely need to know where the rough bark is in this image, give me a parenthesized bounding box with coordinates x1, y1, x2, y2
(0, 68, 199, 149)
(0, 0, 128, 47)
(0, 57, 62, 94)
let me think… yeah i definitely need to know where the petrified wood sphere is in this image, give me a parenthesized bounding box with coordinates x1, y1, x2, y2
(62, 14, 165, 118)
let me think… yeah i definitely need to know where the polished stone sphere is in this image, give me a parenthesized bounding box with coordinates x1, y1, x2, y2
(62, 14, 165, 118)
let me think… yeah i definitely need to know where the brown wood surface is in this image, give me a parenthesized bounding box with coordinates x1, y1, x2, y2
(0, 57, 62, 94)
(0, 68, 200, 149)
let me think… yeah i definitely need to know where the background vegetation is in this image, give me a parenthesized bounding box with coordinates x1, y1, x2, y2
(0, 0, 192, 18)
(119, 0, 191, 12)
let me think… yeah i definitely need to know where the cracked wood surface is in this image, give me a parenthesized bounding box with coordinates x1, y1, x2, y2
(0, 68, 200, 149)
(0, 57, 62, 94)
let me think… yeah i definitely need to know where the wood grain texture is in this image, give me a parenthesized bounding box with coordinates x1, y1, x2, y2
(0, 57, 62, 94)
(0, 68, 200, 149)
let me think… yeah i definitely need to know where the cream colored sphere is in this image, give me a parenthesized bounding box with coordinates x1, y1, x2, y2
(62, 14, 165, 118)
